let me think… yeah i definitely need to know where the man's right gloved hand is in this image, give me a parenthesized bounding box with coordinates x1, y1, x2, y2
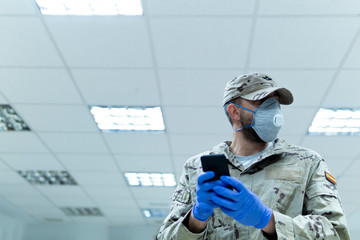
(192, 171, 222, 221)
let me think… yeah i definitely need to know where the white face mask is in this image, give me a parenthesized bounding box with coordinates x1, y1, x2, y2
(230, 97, 284, 142)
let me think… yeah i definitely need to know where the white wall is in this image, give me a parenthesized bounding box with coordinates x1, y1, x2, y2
(0, 213, 25, 240)
(109, 225, 159, 240)
(23, 223, 109, 240)
(23, 224, 160, 240)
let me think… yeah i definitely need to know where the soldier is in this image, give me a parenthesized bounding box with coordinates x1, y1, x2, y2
(157, 73, 350, 239)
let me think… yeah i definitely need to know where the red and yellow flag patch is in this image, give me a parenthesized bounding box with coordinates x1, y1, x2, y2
(325, 171, 337, 185)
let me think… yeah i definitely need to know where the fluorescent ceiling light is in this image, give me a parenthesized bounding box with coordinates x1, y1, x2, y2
(90, 106, 165, 132)
(0, 105, 30, 132)
(308, 108, 360, 136)
(125, 172, 176, 187)
(142, 208, 169, 218)
(35, 0, 143, 16)
(61, 207, 103, 216)
(18, 170, 77, 185)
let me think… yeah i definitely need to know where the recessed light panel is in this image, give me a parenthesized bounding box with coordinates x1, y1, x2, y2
(61, 207, 103, 216)
(90, 106, 165, 132)
(308, 108, 360, 136)
(35, 0, 143, 16)
(125, 172, 176, 187)
(142, 208, 169, 218)
(0, 105, 30, 132)
(18, 170, 77, 185)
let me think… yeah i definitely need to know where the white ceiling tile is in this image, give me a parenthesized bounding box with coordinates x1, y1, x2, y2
(347, 211, 360, 235)
(45, 17, 153, 68)
(70, 171, 126, 186)
(250, 70, 335, 107)
(131, 187, 174, 200)
(14, 105, 97, 132)
(339, 191, 360, 206)
(341, 158, 360, 178)
(95, 197, 136, 209)
(0, 160, 10, 170)
(0, 132, 49, 153)
(71, 216, 109, 223)
(337, 176, 360, 192)
(0, 185, 40, 197)
(137, 198, 171, 209)
(82, 186, 132, 198)
(0, 153, 64, 170)
(0, 93, 7, 103)
(280, 107, 317, 135)
(109, 215, 146, 225)
(20, 206, 66, 217)
(250, 18, 360, 68)
(342, 202, 360, 217)
(323, 70, 360, 107)
(0, 170, 28, 184)
(173, 156, 191, 181)
(170, 134, 229, 155)
(38, 133, 108, 153)
(0, 17, 63, 67)
(58, 154, 118, 172)
(301, 136, 360, 159)
(0, 69, 82, 104)
(92, 197, 131, 208)
(73, 69, 160, 105)
(104, 132, 170, 155)
(324, 158, 354, 178)
(146, 0, 256, 15)
(277, 135, 304, 146)
(164, 106, 231, 134)
(116, 155, 172, 173)
(50, 197, 94, 207)
(150, 17, 252, 68)
(258, 0, 360, 15)
(35, 186, 88, 198)
(101, 207, 139, 216)
(159, 69, 240, 107)
(0, 0, 37, 15)
(344, 34, 360, 68)
(5, 195, 53, 207)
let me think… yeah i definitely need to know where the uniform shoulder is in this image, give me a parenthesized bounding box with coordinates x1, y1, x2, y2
(276, 139, 324, 162)
(183, 151, 210, 172)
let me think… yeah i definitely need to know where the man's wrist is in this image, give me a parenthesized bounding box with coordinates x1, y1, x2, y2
(183, 207, 207, 233)
(261, 212, 276, 236)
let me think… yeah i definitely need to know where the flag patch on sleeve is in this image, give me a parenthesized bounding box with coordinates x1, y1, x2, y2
(325, 171, 336, 185)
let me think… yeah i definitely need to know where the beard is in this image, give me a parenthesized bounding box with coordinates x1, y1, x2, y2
(240, 108, 265, 144)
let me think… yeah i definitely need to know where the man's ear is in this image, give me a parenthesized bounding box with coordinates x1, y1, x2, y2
(227, 104, 240, 122)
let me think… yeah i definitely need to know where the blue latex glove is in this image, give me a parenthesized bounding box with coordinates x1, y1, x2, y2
(211, 176, 272, 229)
(193, 171, 223, 221)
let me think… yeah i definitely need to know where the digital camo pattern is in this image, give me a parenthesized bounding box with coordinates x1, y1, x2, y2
(156, 138, 350, 240)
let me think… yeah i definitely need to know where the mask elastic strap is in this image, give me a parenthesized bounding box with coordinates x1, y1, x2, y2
(229, 102, 255, 132)
(229, 102, 256, 114)
(234, 124, 254, 132)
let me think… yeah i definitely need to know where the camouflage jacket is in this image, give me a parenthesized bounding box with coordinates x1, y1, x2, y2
(157, 138, 350, 240)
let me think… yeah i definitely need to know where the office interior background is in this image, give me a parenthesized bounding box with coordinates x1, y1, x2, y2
(0, 0, 360, 239)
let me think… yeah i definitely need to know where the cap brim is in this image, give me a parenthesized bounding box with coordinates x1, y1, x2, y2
(241, 87, 294, 105)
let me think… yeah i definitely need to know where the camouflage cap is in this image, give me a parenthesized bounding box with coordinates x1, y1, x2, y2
(223, 73, 294, 106)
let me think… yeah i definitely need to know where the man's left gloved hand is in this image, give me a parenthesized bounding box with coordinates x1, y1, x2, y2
(211, 176, 272, 229)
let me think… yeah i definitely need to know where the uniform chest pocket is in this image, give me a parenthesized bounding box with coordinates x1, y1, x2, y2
(270, 180, 302, 214)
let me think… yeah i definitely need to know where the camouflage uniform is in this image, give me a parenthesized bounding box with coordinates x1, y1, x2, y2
(157, 138, 350, 239)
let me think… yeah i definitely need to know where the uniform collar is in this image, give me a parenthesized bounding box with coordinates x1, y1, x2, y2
(208, 138, 291, 172)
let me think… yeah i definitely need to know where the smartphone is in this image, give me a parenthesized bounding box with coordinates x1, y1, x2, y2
(200, 154, 230, 181)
